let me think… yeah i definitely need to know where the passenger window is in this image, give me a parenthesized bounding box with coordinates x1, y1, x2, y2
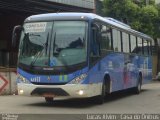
(122, 32, 129, 53)
(137, 37, 143, 55)
(130, 35, 137, 53)
(148, 41, 152, 55)
(143, 39, 148, 55)
(100, 25, 112, 51)
(112, 29, 121, 52)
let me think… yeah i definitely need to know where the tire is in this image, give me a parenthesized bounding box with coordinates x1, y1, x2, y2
(133, 75, 142, 94)
(45, 97, 54, 103)
(95, 80, 106, 104)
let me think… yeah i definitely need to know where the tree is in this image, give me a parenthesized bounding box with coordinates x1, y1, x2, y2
(154, 4, 160, 39)
(102, 0, 160, 39)
(140, 5, 159, 38)
(103, 0, 142, 31)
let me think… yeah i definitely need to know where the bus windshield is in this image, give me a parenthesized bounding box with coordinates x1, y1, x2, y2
(19, 21, 88, 67)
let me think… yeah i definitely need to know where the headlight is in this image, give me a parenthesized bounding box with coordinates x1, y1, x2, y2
(17, 74, 30, 84)
(70, 73, 87, 84)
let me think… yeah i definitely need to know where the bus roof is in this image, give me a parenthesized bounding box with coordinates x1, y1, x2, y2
(25, 12, 153, 41)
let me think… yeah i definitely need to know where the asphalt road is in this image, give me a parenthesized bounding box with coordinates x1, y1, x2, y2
(0, 81, 160, 120)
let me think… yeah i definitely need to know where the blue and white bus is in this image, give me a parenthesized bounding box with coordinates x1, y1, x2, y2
(12, 13, 153, 104)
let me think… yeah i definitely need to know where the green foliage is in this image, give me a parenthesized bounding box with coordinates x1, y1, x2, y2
(103, 0, 141, 29)
(102, 0, 160, 39)
(137, 0, 155, 7)
(149, 0, 155, 5)
(140, 5, 159, 38)
(103, 0, 138, 20)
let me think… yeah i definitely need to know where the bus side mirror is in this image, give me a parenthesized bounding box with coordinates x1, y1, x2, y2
(12, 25, 22, 47)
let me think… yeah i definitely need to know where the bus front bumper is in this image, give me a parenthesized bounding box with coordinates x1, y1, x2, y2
(17, 83, 102, 99)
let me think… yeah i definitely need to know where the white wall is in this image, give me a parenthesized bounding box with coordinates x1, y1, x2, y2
(155, 0, 160, 4)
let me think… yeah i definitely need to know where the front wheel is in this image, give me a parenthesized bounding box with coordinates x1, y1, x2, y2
(45, 97, 54, 103)
(95, 81, 106, 104)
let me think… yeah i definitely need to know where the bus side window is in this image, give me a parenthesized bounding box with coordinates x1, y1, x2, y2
(143, 39, 148, 56)
(122, 32, 129, 53)
(137, 37, 143, 55)
(148, 41, 152, 55)
(130, 35, 137, 53)
(100, 25, 112, 54)
(112, 28, 121, 52)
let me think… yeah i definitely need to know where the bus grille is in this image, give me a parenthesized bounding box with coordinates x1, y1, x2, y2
(31, 82, 68, 85)
(31, 88, 69, 96)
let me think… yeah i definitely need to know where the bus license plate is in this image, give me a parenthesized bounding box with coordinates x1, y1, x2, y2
(43, 93, 55, 97)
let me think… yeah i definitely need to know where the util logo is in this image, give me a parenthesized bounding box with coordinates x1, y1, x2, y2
(31, 77, 40, 82)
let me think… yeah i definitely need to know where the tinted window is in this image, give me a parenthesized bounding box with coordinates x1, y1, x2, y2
(100, 25, 112, 50)
(130, 35, 137, 53)
(122, 32, 129, 53)
(112, 29, 121, 52)
(148, 41, 152, 55)
(143, 39, 148, 55)
(137, 37, 143, 54)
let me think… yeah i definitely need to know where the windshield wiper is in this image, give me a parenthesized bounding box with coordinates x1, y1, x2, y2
(53, 32, 57, 55)
(47, 32, 56, 66)
(30, 32, 50, 67)
(45, 32, 49, 55)
(29, 33, 41, 37)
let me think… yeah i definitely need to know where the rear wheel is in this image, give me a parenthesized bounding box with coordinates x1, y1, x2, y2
(133, 75, 142, 94)
(45, 97, 54, 103)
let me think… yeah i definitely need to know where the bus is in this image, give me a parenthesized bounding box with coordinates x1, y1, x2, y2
(12, 13, 153, 104)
